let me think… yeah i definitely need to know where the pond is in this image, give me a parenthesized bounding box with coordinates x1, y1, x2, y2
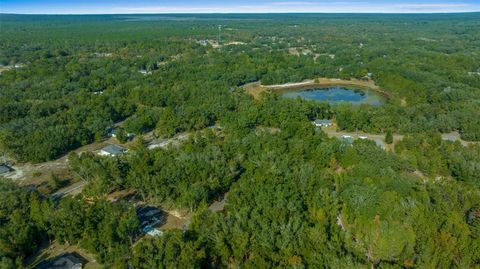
(281, 86, 385, 106)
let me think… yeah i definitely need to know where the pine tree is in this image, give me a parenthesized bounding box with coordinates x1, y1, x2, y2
(385, 131, 393, 144)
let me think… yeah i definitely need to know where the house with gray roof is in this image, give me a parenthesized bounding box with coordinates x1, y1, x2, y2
(0, 164, 13, 175)
(98, 144, 128, 157)
(137, 206, 165, 237)
(35, 252, 87, 269)
(314, 119, 333, 128)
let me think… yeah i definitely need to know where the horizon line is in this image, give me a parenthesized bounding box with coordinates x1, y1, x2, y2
(2, 11, 480, 15)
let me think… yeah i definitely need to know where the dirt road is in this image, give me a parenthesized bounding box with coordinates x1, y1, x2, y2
(51, 181, 87, 199)
(5, 138, 117, 185)
(147, 133, 190, 150)
(323, 128, 477, 150)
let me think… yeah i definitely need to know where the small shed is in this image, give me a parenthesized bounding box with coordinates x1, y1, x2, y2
(98, 145, 128, 157)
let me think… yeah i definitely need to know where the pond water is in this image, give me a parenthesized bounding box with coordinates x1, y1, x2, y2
(281, 86, 385, 106)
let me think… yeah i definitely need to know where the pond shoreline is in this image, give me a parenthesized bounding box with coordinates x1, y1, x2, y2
(244, 78, 390, 100)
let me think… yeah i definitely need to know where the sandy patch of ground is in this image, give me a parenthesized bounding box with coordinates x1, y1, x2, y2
(6, 137, 117, 187)
(0, 66, 13, 74)
(224, 41, 245, 46)
(160, 213, 190, 231)
(289, 47, 300, 56)
(288, 47, 312, 56)
(51, 181, 87, 199)
(441, 131, 478, 147)
(147, 132, 190, 150)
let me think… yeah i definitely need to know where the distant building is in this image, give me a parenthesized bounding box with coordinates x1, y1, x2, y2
(36, 252, 87, 269)
(361, 73, 373, 81)
(199, 39, 209, 46)
(98, 145, 128, 157)
(0, 164, 13, 175)
(358, 135, 368, 140)
(314, 119, 333, 128)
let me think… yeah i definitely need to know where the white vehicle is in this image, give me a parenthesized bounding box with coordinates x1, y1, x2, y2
(358, 136, 368, 140)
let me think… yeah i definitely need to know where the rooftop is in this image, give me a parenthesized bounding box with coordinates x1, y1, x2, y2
(0, 164, 13, 174)
(101, 144, 127, 155)
(36, 252, 87, 269)
(136, 206, 164, 229)
(314, 119, 332, 125)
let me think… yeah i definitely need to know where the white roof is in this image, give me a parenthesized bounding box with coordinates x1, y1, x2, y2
(144, 227, 163, 237)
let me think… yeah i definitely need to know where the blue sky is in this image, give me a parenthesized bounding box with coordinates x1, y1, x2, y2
(2, 0, 480, 14)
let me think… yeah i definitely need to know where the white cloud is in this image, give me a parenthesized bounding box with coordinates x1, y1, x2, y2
(270, 1, 317, 6)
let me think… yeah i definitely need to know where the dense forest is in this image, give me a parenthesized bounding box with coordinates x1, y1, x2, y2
(0, 13, 479, 268)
